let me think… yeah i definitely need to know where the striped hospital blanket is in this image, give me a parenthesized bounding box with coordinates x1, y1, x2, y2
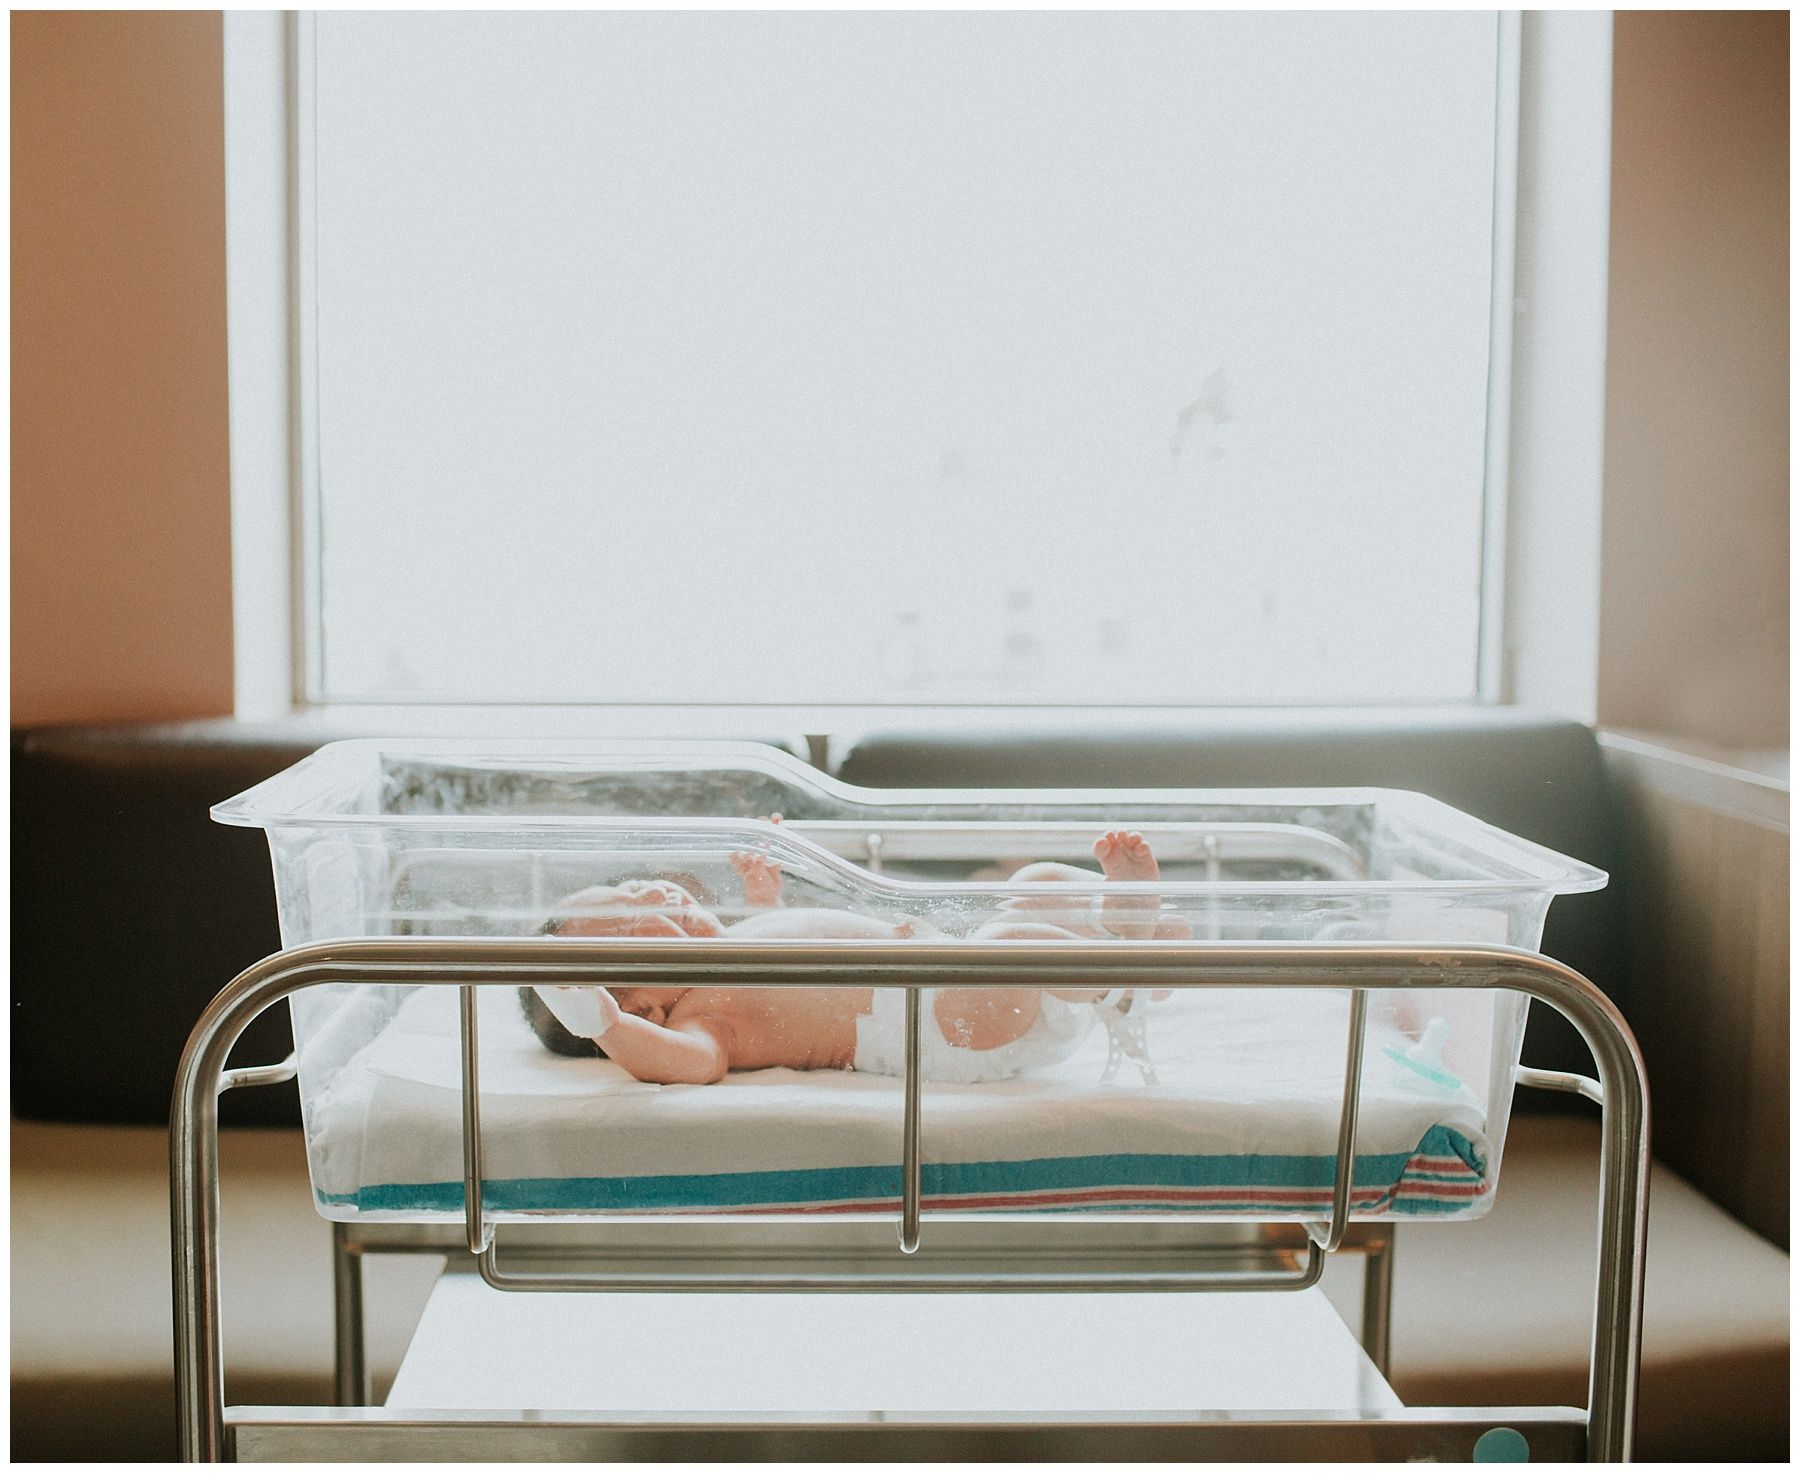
(305, 985, 1495, 1222)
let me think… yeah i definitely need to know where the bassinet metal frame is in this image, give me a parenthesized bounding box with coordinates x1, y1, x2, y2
(171, 938, 1648, 1462)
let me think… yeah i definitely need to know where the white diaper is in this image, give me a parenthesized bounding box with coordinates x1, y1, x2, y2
(852, 989, 1095, 1084)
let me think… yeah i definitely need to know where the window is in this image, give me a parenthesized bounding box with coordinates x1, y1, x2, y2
(241, 12, 1522, 709)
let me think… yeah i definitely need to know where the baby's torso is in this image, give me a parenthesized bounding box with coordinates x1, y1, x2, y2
(671, 984, 1098, 1082)
(671, 986, 873, 1072)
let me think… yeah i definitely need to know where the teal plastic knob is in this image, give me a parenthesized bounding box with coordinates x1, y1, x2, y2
(1473, 1426, 1530, 1462)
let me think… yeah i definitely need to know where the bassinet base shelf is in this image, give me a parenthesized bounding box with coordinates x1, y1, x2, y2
(233, 1272, 1588, 1463)
(387, 1272, 1400, 1412)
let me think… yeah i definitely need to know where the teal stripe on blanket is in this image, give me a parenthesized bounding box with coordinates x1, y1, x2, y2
(318, 1125, 1486, 1215)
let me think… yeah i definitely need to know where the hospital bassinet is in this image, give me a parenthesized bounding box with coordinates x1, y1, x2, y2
(179, 739, 1648, 1461)
(210, 739, 1603, 1226)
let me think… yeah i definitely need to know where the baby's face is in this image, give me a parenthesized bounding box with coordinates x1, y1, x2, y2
(609, 987, 690, 1025)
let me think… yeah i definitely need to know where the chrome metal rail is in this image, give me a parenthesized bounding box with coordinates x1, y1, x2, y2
(171, 939, 1648, 1462)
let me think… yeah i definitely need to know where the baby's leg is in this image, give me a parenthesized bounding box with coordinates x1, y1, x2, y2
(726, 907, 910, 939)
(932, 987, 1043, 1052)
(1007, 860, 1099, 885)
(960, 917, 1120, 1014)
(997, 860, 1108, 934)
(969, 918, 1085, 942)
(968, 919, 1109, 1003)
(969, 912, 1177, 1013)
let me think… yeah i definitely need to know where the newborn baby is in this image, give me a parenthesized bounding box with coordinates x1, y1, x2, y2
(521, 830, 1184, 1085)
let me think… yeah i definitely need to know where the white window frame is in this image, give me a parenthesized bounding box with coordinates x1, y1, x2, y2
(224, 10, 1610, 731)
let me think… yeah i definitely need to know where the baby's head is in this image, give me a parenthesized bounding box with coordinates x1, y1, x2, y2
(518, 985, 600, 1056)
(522, 873, 715, 1056)
(517, 983, 691, 1056)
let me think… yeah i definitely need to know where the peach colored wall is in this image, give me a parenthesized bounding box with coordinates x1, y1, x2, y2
(11, 11, 234, 726)
(1598, 11, 1789, 750)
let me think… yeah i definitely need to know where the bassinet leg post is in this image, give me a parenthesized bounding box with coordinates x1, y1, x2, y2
(173, 967, 295, 1460)
(172, 952, 321, 1460)
(1359, 1225, 1394, 1378)
(331, 1224, 370, 1406)
(1585, 1029, 1651, 1462)
(1526, 960, 1651, 1463)
(171, 1051, 227, 1461)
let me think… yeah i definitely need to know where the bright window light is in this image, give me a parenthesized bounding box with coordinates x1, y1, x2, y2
(306, 11, 1501, 706)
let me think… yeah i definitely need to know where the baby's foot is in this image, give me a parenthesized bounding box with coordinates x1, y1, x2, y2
(1094, 830, 1159, 882)
(1093, 830, 1161, 940)
(731, 849, 785, 908)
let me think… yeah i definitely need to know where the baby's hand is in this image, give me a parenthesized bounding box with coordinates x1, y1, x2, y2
(731, 848, 785, 908)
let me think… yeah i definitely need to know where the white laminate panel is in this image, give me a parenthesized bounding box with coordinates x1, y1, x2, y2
(387, 1274, 1399, 1415)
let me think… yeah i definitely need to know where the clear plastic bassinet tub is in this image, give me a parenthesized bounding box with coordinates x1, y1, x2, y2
(213, 739, 1605, 1226)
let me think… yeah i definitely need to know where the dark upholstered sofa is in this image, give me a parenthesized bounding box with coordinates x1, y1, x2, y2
(11, 721, 812, 1129)
(12, 708, 1624, 1128)
(11, 711, 1788, 1460)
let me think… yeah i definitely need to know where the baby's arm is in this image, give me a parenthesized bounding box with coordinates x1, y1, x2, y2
(585, 988, 733, 1085)
(731, 849, 785, 908)
(727, 814, 788, 909)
